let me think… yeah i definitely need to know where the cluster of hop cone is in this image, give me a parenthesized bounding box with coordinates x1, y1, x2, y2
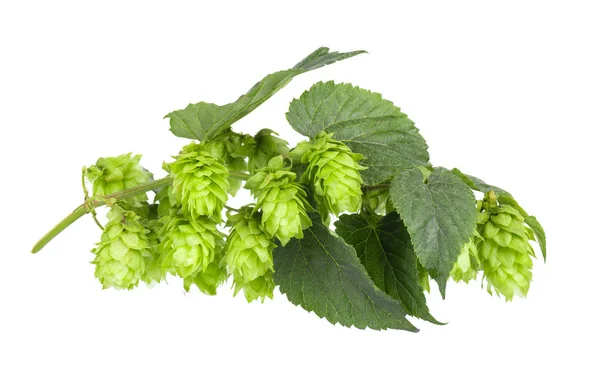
(88, 128, 540, 303)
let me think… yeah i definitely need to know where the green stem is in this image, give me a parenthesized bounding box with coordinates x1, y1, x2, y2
(229, 171, 251, 180)
(362, 183, 390, 192)
(31, 177, 173, 254)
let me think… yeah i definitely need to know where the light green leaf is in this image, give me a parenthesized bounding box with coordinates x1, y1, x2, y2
(287, 82, 429, 184)
(390, 168, 477, 297)
(450, 168, 512, 198)
(166, 47, 366, 141)
(335, 212, 440, 324)
(273, 214, 417, 331)
(524, 215, 547, 261)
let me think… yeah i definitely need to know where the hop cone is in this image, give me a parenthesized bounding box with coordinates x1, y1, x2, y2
(290, 131, 365, 215)
(236, 129, 290, 174)
(140, 216, 166, 285)
(92, 205, 152, 289)
(183, 258, 228, 295)
(199, 130, 248, 195)
(362, 187, 392, 215)
(450, 233, 482, 284)
(170, 143, 229, 222)
(225, 208, 276, 302)
(159, 216, 224, 279)
(244, 156, 312, 246)
(477, 194, 536, 301)
(85, 153, 152, 204)
(234, 272, 275, 303)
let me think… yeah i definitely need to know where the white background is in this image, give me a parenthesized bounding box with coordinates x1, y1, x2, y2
(1, 1, 598, 387)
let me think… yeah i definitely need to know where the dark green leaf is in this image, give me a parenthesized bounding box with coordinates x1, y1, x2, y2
(524, 215, 547, 261)
(389, 168, 477, 297)
(166, 47, 366, 141)
(335, 213, 440, 324)
(287, 82, 429, 184)
(273, 214, 417, 331)
(450, 168, 512, 198)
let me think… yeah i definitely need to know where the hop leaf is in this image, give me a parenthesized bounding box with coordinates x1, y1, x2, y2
(244, 156, 312, 246)
(170, 143, 230, 222)
(92, 205, 152, 290)
(159, 216, 225, 280)
(290, 131, 365, 215)
(85, 153, 152, 204)
(476, 193, 537, 301)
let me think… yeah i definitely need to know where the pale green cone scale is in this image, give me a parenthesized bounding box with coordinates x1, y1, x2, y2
(92, 205, 153, 290)
(169, 143, 230, 222)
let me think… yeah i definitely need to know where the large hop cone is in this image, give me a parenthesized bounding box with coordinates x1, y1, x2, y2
(235, 129, 290, 174)
(290, 131, 365, 215)
(159, 216, 224, 279)
(92, 205, 152, 290)
(169, 143, 230, 222)
(477, 193, 536, 301)
(450, 232, 482, 284)
(85, 153, 152, 204)
(225, 208, 276, 299)
(244, 156, 312, 246)
(199, 130, 248, 195)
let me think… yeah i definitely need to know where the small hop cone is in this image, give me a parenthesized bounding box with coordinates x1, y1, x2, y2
(290, 131, 365, 215)
(362, 187, 391, 215)
(244, 156, 312, 246)
(450, 233, 482, 284)
(477, 195, 536, 301)
(225, 208, 276, 285)
(85, 153, 152, 204)
(159, 216, 224, 279)
(92, 205, 152, 290)
(170, 143, 229, 222)
(235, 129, 290, 174)
(234, 272, 275, 303)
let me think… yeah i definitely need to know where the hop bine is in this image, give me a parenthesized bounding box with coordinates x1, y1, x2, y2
(290, 131, 365, 215)
(244, 156, 312, 246)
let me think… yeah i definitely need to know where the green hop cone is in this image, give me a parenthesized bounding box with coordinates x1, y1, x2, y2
(140, 215, 167, 285)
(362, 187, 392, 215)
(450, 232, 482, 284)
(199, 130, 248, 195)
(235, 129, 290, 174)
(477, 193, 536, 301)
(234, 272, 275, 303)
(85, 153, 152, 204)
(225, 207, 276, 283)
(169, 143, 230, 222)
(159, 216, 224, 279)
(244, 156, 312, 246)
(290, 131, 365, 215)
(183, 258, 228, 295)
(92, 205, 152, 290)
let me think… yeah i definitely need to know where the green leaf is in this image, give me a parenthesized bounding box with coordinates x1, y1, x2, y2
(389, 168, 477, 297)
(166, 47, 366, 141)
(273, 214, 418, 331)
(524, 215, 547, 261)
(450, 168, 512, 198)
(335, 212, 440, 324)
(287, 82, 429, 184)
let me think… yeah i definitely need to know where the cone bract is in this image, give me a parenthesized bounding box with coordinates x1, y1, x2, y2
(92, 205, 152, 289)
(290, 132, 365, 215)
(244, 156, 311, 246)
(170, 143, 229, 222)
